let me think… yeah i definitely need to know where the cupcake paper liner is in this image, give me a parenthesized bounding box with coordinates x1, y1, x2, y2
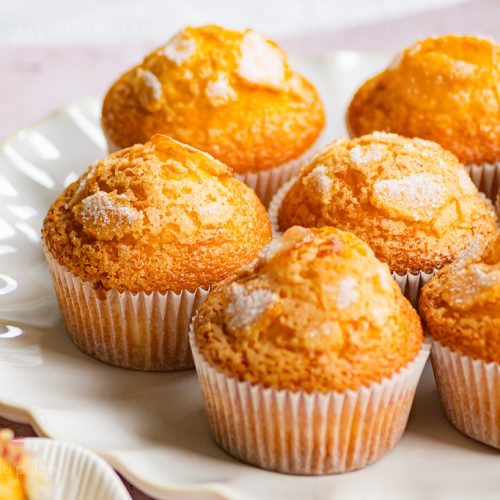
(45, 248, 209, 371)
(268, 177, 296, 237)
(431, 340, 500, 449)
(106, 132, 322, 208)
(235, 144, 317, 207)
(236, 160, 303, 208)
(465, 162, 500, 203)
(392, 270, 436, 308)
(190, 328, 430, 475)
(269, 180, 436, 307)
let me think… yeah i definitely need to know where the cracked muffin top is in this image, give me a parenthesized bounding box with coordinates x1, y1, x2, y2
(347, 35, 500, 166)
(42, 134, 271, 293)
(277, 132, 497, 275)
(102, 25, 325, 174)
(193, 226, 423, 392)
(420, 232, 500, 363)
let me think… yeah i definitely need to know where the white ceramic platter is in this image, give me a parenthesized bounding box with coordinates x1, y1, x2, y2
(0, 51, 499, 500)
(21, 438, 131, 500)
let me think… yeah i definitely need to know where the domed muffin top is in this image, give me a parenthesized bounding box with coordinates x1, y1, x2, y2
(347, 35, 500, 165)
(194, 226, 423, 392)
(42, 134, 271, 293)
(420, 232, 500, 363)
(102, 25, 325, 174)
(277, 132, 497, 274)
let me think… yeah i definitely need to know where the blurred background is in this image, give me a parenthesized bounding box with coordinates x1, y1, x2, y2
(1, 0, 499, 139)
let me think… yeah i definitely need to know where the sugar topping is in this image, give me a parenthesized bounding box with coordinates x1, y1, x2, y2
(455, 237, 485, 267)
(407, 42, 422, 57)
(237, 31, 285, 89)
(389, 51, 404, 69)
(163, 33, 197, 65)
(303, 165, 332, 199)
(305, 322, 343, 352)
(140, 69, 162, 100)
(205, 73, 237, 106)
(444, 261, 500, 308)
(196, 196, 234, 225)
(413, 137, 438, 148)
(335, 277, 359, 310)
(225, 282, 278, 331)
(372, 173, 448, 221)
(333, 137, 348, 145)
(376, 266, 394, 290)
(307, 322, 336, 339)
(402, 142, 416, 153)
(259, 226, 314, 261)
(370, 131, 398, 140)
(135, 69, 163, 111)
(450, 60, 478, 78)
(443, 236, 500, 309)
(349, 144, 385, 166)
(457, 168, 477, 193)
(78, 191, 143, 239)
(370, 301, 393, 327)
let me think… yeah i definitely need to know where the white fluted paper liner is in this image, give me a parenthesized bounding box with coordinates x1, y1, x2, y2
(190, 329, 430, 475)
(45, 249, 210, 371)
(268, 177, 297, 237)
(431, 340, 500, 449)
(465, 162, 500, 202)
(392, 270, 436, 308)
(236, 153, 309, 208)
(269, 180, 436, 307)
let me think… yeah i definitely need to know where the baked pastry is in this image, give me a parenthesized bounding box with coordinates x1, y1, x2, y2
(191, 226, 429, 474)
(270, 132, 497, 304)
(420, 233, 500, 448)
(0, 429, 51, 499)
(42, 134, 271, 370)
(102, 25, 325, 205)
(347, 35, 500, 200)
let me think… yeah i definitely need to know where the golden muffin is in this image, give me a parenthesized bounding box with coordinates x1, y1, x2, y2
(43, 134, 271, 370)
(0, 429, 50, 499)
(420, 234, 500, 448)
(191, 226, 428, 474)
(102, 25, 325, 204)
(275, 133, 497, 278)
(347, 35, 500, 198)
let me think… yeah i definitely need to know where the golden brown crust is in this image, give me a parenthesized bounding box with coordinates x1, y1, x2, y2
(347, 35, 500, 166)
(278, 133, 497, 275)
(102, 25, 325, 174)
(420, 232, 500, 363)
(194, 226, 423, 393)
(42, 134, 272, 293)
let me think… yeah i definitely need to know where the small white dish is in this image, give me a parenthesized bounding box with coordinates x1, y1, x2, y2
(0, 50, 499, 500)
(21, 438, 131, 500)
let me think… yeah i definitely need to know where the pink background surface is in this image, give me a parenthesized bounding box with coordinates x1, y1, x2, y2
(1, 1, 499, 498)
(2, 0, 500, 142)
